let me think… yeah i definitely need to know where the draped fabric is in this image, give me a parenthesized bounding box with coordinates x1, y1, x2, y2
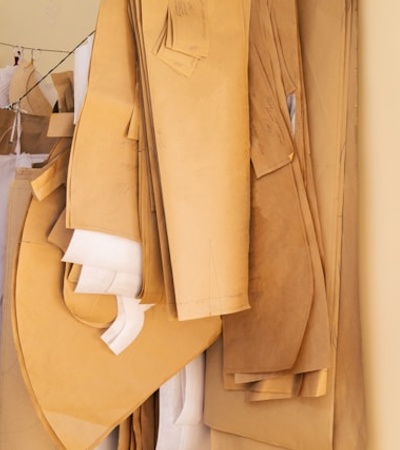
(0, 0, 365, 449)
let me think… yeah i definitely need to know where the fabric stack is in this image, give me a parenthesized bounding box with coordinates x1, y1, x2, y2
(0, 0, 366, 449)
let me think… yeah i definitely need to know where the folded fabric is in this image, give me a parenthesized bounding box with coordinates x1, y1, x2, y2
(75, 264, 142, 298)
(101, 296, 153, 355)
(63, 229, 142, 275)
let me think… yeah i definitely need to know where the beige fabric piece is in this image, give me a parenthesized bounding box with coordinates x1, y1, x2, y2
(9, 60, 56, 115)
(132, 393, 158, 450)
(66, 0, 141, 242)
(331, 3, 366, 447)
(51, 71, 74, 113)
(204, 1, 361, 449)
(223, 369, 327, 401)
(211, 430, 288, 450)
(47, 113, 75, 138)
(0, 109, 57, 156)
(205, 338, 333, 449)
(13, 154, 221, 450)
(222, 0, 330, 377)
(0, 169, 57, 450)
(118, 415, 133, 450)
(128, 2, 176, 316)
(139, 0, 251, 320)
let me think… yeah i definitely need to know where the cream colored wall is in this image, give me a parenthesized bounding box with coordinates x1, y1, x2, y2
(359, 2, 400, 450)
(0, 1, 397, 449)
(0, 0, 99, 75)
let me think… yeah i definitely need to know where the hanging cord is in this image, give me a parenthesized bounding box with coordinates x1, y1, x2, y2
(0, 41, 71, 54)
(5, 30, 95, 110)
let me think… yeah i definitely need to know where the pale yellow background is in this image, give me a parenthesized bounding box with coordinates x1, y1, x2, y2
(0, 0, 397, 449)
(0, 0, 99, 74)
(359, 1, 400, 450)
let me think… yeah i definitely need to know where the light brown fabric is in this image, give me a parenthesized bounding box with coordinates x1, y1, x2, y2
(66, 0, 141, 242)
(222, 0, 330, 377)
(204, 1, 362, 449)
(211, 430, 288, 450)
(47, 113, 75, 138)
(9, 61, 54, 116)
(0, 169, 57, 450)
(13, 147, 221, 450)
(331, 3, 367, 447)
(0, 109, 57, 156)
(132, 393, 158, 450)
(137, 0, 252, 320)
(128, 0, 176, 315)
(205, 338, 333, 449)
(118, 415, 133, 450)
(51, 71, 74, 113)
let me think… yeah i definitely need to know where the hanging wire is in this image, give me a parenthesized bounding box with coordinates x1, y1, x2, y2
(5, 30, 95, 110)
(0, 41, 70, 54)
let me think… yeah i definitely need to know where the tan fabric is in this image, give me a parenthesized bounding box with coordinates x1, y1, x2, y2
(118, 416, 133, 450)
(137, 0, 251, 320)
(51, 71, 74, 113)
(9, 60, 54, 116)
(331, 3, 367, 447)
(204, 1, 363, 449)
(211, 430, 288, 450)
(0, 109, 57, 156)
(0, 169, 57, 450)
(66, 0, 141, 242)
(13, 147, 220, 450)
(205, 338, 333, 449)
(136, 124, 166, 306)
(129, 0, 176, 315)
(47, 113, 75, 138)
(222, 0, 330, 378)
(132, 393, 158, 450)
